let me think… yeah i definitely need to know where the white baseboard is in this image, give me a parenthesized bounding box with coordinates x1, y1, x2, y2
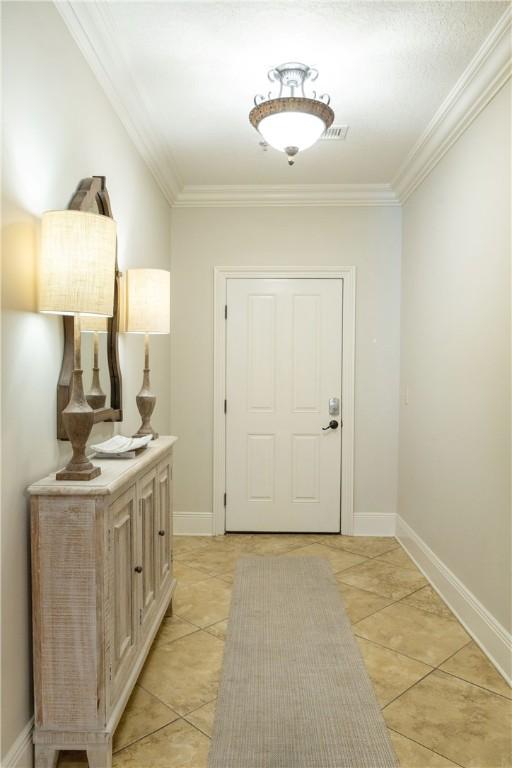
(352, 513, 396, 536)
(2, 717, 33, 768)
(173, 512, 213, 536)
(396, 515, 512, 685)
(174, 511, 397, 537)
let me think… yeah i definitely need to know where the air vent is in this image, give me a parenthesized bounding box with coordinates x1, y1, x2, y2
(321, 125, 349, 141)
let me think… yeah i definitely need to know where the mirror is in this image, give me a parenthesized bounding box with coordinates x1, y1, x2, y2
(57, 176, 123, 439)
(81, 316, 110, 409)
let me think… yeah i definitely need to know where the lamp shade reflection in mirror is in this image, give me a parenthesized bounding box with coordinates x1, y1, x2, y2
(81, 315, 109, 409)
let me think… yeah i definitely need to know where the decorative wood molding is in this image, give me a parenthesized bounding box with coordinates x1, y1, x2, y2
(213, 266, 356, 537)
(392, 6, 512, 203)
(55, 0, 182, 205)
(174, 184, 399, 208)
(396, 515, 512, 686)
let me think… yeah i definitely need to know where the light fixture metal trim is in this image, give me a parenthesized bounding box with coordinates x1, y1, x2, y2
(250, 62, 335, 165)
(249, 97, 334, 130)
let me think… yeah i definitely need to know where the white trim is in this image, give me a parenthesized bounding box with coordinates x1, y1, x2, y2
(396, 515, 512, 686)
(2, 717, 34, 768)
(54, 3, 510, 210)
(213, 266, 356, 537)
(393, 6, 512, 202)
(173, 512, 213, 536)
(353, 513, 396, 537)
(54, 0, 182, 205)
(174, 184, 399, 208)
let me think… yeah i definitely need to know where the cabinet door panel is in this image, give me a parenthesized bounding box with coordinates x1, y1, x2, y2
(138, 468, 158, 634)
(110, 487, 137, 704)
(157, 459, 172, 593)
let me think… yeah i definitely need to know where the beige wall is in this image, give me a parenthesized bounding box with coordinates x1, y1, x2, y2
(170, 206, 402, 530)
(399, 82, 511, 631)
(1, 3, 171, 759)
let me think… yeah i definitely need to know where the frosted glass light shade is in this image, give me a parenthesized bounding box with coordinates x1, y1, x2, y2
(39, 210, 116, 316)
(258, 112, 326, 152)
(125, 269, 170, 335)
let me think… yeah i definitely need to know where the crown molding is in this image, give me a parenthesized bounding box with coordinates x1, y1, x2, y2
(56, 2, 510, 210)
(392, 6, 512, 203)
(173, 184, 400, 208)
(55, 0, 183, 205)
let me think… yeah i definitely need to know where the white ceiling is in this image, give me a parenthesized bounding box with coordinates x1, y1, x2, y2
(60, 1, 508, 200)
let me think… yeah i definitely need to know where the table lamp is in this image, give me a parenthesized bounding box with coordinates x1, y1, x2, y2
(125, 268, 170, 439)
(39, 210, 117, 480)
(81, 316, 108, 409)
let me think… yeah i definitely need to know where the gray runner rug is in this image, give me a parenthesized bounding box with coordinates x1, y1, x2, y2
(208, 556, 398, 768)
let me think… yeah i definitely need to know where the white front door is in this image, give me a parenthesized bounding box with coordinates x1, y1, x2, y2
(225, 278, 343, 533)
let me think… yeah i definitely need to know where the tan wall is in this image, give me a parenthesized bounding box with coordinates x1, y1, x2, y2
(170, 206, 402, 529)
(399, 82, 511, 631)
(1, 3, 171, 758)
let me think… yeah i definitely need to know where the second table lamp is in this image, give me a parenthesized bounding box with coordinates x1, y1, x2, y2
(125, 268, 170, 439)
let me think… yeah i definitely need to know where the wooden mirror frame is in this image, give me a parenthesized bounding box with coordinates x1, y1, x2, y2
(57, 176, 123, 439)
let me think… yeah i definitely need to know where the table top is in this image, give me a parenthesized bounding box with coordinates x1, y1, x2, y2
(28, 436, 178, 496)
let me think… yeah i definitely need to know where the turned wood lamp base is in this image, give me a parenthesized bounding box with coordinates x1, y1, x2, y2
(56, 465, 101, 481)
(58, 318, 102, 481)
(133, 334, 158, 440)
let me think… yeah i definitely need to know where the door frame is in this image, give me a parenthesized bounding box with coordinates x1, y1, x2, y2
(213, 266, 356, 536)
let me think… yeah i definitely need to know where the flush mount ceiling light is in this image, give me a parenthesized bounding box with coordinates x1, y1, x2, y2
(249, 62, 335, 166)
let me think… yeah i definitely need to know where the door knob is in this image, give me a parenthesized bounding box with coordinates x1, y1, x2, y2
(134, 566, 143, 573)
(158, 530, 166, 536)
(322, 420, 339, 430)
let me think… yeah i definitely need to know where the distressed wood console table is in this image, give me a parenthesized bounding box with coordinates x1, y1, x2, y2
(28, 436, 178, 768)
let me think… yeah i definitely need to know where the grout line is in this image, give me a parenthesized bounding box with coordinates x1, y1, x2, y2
(171, 612, 206, 631)
(345, 584, 431, 625)
(387, 727, 466, 768)
(183, 696, 218, 717)
(354, 622, 473, 670)
(113, 714, 179, 755)
(340, 584, 428, 623)
(170, 615, 230, 637)
(354, 632, 439, 668)
(381, 667, 436, 710)
(137, 684, 219, 727)
(318, 538, 400, 558)
(348, 582, 469, 628)
(435, 665, 512, 702)
(183, 697, 218, 739)
(183, 718, 213, 742)
(203, 620, 229, 636)
(434, 639, 473, 669)
(138, 683, 184, 712)
(155, 626, 203, 645)
(113, 706, 182, 755)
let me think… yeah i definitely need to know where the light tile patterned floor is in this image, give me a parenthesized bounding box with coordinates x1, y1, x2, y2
(59, 534, 512, 768)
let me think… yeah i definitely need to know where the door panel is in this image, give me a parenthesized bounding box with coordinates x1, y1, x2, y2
(247, 294, 276, 411)
(138, 468, 157, 634)
(247, 434, 275, 501)
(292, 435, 320, 502)
(110, 487, 138, 703)
(292, 294, 320, 412)
(157, 460, 172, 593)
(226, 278, 342, 533)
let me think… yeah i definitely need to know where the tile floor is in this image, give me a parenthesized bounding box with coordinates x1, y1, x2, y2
(59, 534, 512, 768)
